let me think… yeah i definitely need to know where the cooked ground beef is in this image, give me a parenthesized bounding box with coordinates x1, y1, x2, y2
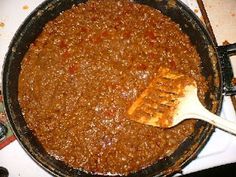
(18, 0, 207, 175)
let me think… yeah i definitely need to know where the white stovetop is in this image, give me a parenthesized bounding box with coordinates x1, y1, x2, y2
(0, 0, 236, 177)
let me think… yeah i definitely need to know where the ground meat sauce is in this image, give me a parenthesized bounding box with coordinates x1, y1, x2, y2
(18, 0, 207, 175)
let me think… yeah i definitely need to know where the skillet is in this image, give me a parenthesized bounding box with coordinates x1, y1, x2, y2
(2, 0, 236, 176)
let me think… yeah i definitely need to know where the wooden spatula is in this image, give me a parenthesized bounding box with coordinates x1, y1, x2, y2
(128, 67, 236, 135)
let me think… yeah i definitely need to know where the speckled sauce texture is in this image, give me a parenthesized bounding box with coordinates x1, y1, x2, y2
(18, 0, 207, 175)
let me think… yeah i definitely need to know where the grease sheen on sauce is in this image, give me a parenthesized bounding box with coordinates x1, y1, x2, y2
(18, 0, 207, 175)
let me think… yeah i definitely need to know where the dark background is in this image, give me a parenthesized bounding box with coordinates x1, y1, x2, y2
(182, 163, 236, 177)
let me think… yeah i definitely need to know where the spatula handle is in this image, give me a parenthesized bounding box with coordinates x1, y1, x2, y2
(197, 112, 236, 135)
(184, 90, 236, 135)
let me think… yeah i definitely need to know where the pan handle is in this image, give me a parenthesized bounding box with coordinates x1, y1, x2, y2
(217, 43, 236, 96)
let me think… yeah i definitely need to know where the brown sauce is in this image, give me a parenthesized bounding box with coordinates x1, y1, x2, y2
(18, 0, 207, 175)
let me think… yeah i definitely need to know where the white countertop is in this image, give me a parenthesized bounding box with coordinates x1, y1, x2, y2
(204, 0, 236, 73)
(0, 0, 236, 177)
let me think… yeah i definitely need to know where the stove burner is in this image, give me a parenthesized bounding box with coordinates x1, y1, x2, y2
(0, 167, 9, 177)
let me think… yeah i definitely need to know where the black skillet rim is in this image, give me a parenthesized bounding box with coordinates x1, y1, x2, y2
(2, 0, 223, 176)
